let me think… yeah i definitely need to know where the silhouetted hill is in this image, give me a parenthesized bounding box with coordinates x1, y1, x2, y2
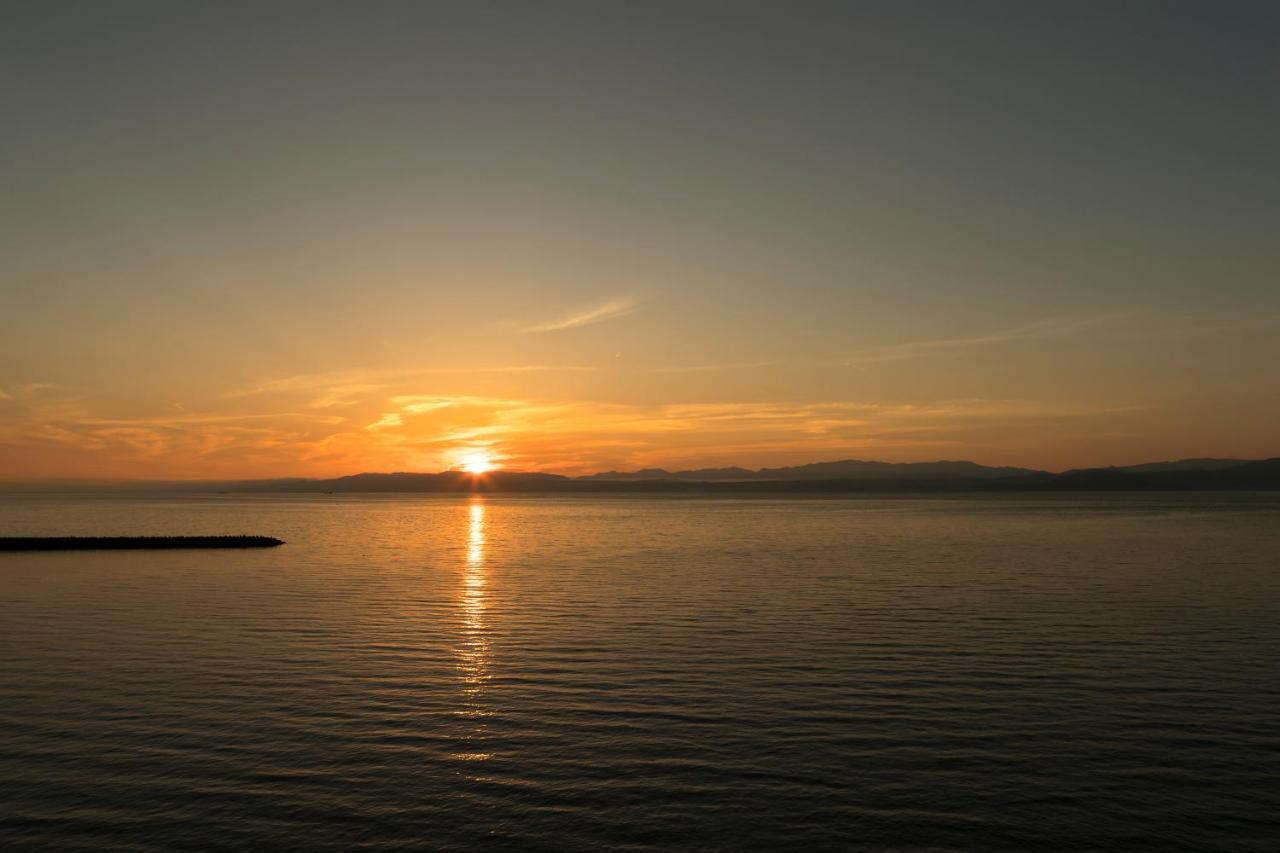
(1212, 458, 1280, 487)
(1074, 458, 1257, 475)
(8, 458, 1278, 494)
(579, 466, 757, 481)
(986, 458, 1280, 491)
(760, 459, 1047, 480)
(579, 459, 1046, 481)
(286, 458, 1280, 492)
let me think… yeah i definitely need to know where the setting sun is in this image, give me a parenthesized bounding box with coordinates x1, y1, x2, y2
(459, 451, 495, 475)
(3, 5, 1278, 852)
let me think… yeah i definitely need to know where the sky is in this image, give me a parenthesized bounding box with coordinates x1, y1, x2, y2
(1, 1, 1278, 480)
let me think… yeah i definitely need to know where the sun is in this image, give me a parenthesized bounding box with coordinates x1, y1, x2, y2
(458, 450, 495, 475)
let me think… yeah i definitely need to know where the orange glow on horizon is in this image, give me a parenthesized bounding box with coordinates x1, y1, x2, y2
(3, 379, 1263, 481)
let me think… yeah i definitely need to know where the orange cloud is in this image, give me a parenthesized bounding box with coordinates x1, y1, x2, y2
(0, 371, 1148, 481)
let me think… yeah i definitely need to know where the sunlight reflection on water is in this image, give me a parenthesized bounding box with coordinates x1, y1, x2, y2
(2, 493, 1279, 850)
(452, 497, 493, 762)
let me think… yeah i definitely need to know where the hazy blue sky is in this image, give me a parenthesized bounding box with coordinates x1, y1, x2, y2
(2, 1, 1277, 478)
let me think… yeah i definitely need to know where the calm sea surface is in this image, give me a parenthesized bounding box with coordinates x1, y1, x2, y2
(1, 493, 1278, 851)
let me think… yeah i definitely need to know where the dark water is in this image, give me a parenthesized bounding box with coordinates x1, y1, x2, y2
(2, 493, 1278, 851)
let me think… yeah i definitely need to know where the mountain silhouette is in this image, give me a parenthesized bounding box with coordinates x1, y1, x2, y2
(579, 459, 1046, 481)
(987, 458, 1280, 491)
(9, 457, 1278, 493)
(1071, 458, 1256, 475)
(282, 457, 1280, 492)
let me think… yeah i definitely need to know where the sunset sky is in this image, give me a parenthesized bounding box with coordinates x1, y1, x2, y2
(2, 2, 1277, 480)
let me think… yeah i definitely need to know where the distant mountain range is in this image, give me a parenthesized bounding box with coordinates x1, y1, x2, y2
(1070, 458, 1253, 475)
(580, 459, 1048, 481)
(989, 458, 1280, 491)
(7, 457, 1279, 493)
(250, 457, 1280, 492)
(301, 458, 1280, 492)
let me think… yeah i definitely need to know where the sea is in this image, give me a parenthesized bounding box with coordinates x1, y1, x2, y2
(1, 492, 1278, 851)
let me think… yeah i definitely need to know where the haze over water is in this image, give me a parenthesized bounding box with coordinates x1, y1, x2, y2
(3, 493, 1278, 850)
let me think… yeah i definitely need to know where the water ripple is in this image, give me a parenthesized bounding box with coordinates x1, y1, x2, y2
(1, 493, 1279, 850)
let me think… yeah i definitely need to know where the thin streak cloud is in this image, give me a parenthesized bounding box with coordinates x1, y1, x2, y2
(231, 365, 598, 398)
(647, 361, 779, 374)
(843, 314, 1128, 366)
(522, 298, 639, 334)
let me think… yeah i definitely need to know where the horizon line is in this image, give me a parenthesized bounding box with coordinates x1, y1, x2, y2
(3, 454, 1274, 486)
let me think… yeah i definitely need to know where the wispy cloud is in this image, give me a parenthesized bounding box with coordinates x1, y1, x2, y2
(231, 365, 597, 399)
(340, 394, 1134, 475)
(842, 314, 1128, 366)
(647, 360, 779, 374)
(79, 412, 343, 426)
(0, 377, 1140, 480)
(521, 298, 639, 334)
(1140, 312, 1280, 340)
(0, 383, 59, 401)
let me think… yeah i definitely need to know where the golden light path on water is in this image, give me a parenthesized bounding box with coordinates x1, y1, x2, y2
(452, 496, 493, 763)
(4, 494, 1280, 849)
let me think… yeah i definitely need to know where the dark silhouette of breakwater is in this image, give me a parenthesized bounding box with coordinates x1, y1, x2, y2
(0, 536, 285, 551)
